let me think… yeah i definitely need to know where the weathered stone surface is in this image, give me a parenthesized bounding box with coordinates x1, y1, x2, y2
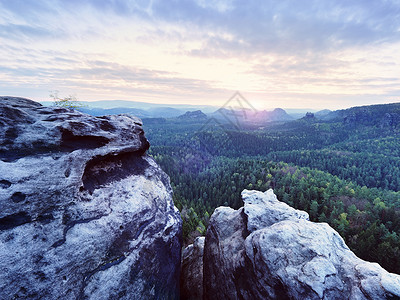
(243, 189, 309, 232)
(0, 97, 182, 299)
(203, 189, 400, 299)
(180, 236, 205, 300)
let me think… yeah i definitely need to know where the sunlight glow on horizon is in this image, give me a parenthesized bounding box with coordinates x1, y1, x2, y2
(1, 1, 400, 110)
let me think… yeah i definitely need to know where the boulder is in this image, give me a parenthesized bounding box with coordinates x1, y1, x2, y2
(180, 236, 205, 300)
(0, 97, 182, 299)
(203, 189, 400, 299)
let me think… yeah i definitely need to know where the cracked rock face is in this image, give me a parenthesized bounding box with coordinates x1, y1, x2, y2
(180, 236, 205, 300)
(0, 97, 182, 299)
(203, 189, 400, 299)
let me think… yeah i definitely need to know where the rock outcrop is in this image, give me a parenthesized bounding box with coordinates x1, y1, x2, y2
(200, 189, 400, 299)
(178, 110, 208, 121)
(303, 112, 316, 120)
(180, 237, 205, 300)
(0, 97, 182, 299)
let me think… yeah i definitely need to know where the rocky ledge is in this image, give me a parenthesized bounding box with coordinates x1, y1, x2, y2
(183, 189, 400, 300)
(0, 97, 182, 299)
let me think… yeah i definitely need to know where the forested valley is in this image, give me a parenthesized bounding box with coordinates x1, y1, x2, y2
(144, 103, 400, 274)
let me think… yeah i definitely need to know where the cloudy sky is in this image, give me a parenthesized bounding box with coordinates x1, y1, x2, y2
(1, 0, 400, 109)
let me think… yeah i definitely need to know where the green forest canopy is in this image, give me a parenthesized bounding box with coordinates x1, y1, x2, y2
(143, 104, 400, 274)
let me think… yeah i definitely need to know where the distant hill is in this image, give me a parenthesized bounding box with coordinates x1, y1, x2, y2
(49, 99, 400, 128)
(323, 102, 400, 128)
(315, 109, 332, 118)
(266, 108, 294, 122)
(147, 107, 184, 118)
(78, 107, 150, 118)
(40, 99, 220, 118)
(212, 107, 293, 125)
(46, 100, 220, 114)
(79, 106, 184, 118)
(278, 102, 400, 132)
(285, 108, 318, 119)
(178, 110, 208, 120)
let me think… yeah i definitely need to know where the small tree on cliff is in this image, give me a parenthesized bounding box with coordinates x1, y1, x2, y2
(50, 90, 84, 109)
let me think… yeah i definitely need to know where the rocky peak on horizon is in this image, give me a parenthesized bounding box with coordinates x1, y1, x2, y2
(304, 111, 315, 118)
(211, 107, 293, 125)
(178, 110, 208, 120)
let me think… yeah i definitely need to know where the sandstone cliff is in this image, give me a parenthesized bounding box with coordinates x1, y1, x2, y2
(183, 189, 400, 299)
(181, 236, 205, 299)
(0, 97, 182, 299)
